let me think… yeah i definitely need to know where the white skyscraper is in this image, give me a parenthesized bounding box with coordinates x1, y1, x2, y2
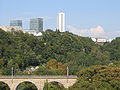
(57, 12, 65, 32)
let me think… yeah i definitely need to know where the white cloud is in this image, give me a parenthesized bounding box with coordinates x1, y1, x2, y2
(90, 26, 104, 36)
(67, 25, 120, 39)
(102, 31, 120, 39)
(67, 25, 104, 37)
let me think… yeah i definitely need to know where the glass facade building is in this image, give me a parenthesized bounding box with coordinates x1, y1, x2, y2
(30, 18, 43, 32)
(10, 20, 22, 27)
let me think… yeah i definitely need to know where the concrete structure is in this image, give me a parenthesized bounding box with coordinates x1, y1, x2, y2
(30, 18, 43, 32)
(0, 76, 77, 90)
(10, 20, 22, 27)
(0, 26, 22, 32)
(57, 12, 65, 32)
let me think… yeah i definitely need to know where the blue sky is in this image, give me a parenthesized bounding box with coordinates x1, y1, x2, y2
(0, 0, 120, 38)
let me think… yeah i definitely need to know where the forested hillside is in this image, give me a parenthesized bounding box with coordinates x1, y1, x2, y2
(103, 37, 120, 61)
(0, 28, 120, 75)
(69, 64, 120, 90)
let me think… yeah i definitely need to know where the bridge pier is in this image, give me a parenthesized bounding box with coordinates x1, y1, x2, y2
(33, 79, 45, 90)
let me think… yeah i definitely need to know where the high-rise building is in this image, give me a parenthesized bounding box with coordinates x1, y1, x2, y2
(10, 20, 22, 27)
(57, 12, 65, 32)
(30, 18, 43, 32)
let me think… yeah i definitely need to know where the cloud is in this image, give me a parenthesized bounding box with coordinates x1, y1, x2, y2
(67, 25, 120, 39)
(102, 31, 120, 39)
(90, 26, 104, 36)
(67, 25, 104, 37)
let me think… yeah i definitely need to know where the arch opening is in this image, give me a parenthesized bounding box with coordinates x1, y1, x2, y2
(0, 81, 10, 90)
(16, 81, 38, 90)
(44, 81, 64, 90)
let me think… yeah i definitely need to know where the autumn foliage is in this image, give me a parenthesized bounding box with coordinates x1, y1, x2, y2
(46, 59, 67, 74)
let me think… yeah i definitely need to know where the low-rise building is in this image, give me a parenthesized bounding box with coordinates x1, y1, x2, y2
(91, 37, 108, 45)
(0, 26, 22, 32)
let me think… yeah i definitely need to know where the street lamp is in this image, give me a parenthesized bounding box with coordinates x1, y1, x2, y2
(11, 67, 13, 84)
(67, 66, 69, 83)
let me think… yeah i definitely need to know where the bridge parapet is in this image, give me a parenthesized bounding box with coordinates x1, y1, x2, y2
(0, 75, 77, 79)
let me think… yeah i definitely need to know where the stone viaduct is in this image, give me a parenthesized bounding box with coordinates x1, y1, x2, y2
(0, 75, 77, 90)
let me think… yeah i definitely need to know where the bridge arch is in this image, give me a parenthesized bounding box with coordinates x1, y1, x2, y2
(47, 79, 69, 88)
(43, 80, 65, 90)
(0, 81, 10, 90)
(16, 81, 38, 90)
(49, 81, 64, 88)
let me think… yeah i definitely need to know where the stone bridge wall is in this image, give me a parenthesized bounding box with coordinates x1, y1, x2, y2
(0, 76, 77, 90)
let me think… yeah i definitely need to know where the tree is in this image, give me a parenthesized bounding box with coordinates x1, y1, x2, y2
(69, 65, 120, 90)
(0, 82, 10, 90)
(16, 82, 37, 90)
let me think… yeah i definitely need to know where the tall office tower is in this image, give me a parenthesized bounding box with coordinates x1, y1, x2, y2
(10, 20, 22, 27)
(57, 12, 65, 32)
(30, 18, 43, 32)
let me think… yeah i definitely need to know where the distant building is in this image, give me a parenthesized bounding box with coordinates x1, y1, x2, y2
(0, 26, 22, 32)
(30, 18, 43, 32)
(91, 37, 108, 45)
(10, 20, 22, 27)
(57, 12, 65, 32)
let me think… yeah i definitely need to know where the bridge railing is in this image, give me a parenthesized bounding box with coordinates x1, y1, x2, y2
(0, 75, 77, 79)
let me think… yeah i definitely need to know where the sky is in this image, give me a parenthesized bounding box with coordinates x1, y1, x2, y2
(0, 0, 120, 39)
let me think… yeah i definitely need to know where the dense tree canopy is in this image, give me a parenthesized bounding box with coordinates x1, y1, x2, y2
(69, 65, 120, 90)
(103, 37, 120, 61)
(1, 28, 120, 89)
(32, 59, 67, 75)
(0, 30, 109, 75)
(0, 28, 119, 76)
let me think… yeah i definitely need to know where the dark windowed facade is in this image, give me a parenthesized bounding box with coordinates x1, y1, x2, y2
(30, 18, 43, 32)
(10, 20, 22, 27)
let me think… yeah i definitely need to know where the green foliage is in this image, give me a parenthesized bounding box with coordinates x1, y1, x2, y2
(44, 81, 65, 90)
(0, 82, 10, 90)
(0, 28, 119, 76)
(0, 28, 103, 75)
(40, 29, 110, 74)
(33, 59, 66, 75)
(69, 65, 120, 90)
(1, 28, 120, 89)
(44, 82, 60, 90)
(0, 29, 41, 74)
(103, 37, 120, 61)
(16, 82, 37, 90)
(33, 66, 63, 75)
